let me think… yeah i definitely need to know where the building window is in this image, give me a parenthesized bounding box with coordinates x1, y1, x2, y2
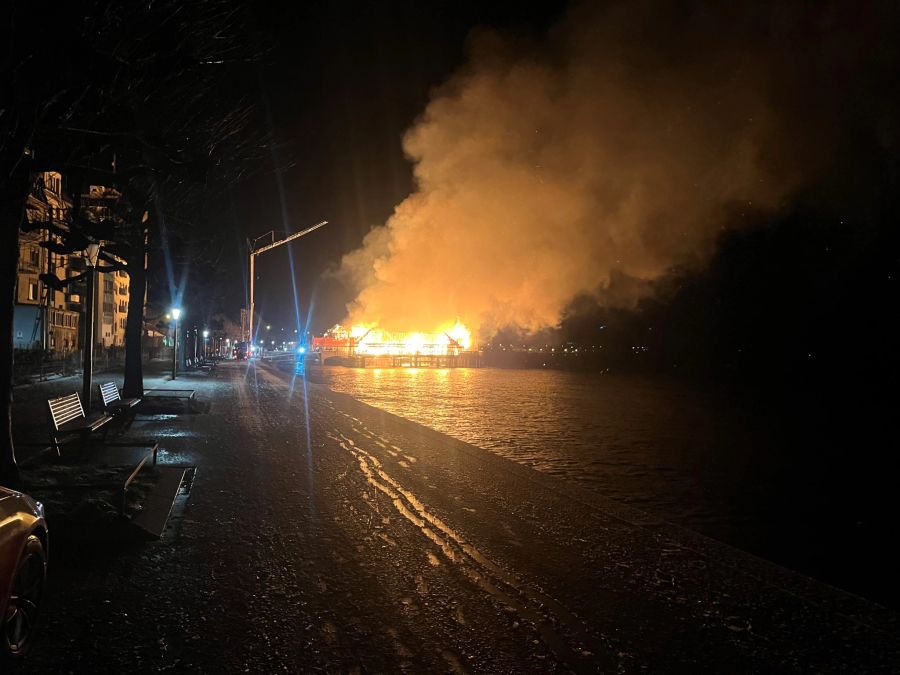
(28, 283, 37, 301)
(46, 175, 61, 195)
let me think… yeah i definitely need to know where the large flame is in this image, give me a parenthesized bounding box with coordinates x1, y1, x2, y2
(323, 320, 472, 356)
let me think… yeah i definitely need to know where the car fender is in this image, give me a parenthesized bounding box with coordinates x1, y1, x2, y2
(0, 492, 48, 622)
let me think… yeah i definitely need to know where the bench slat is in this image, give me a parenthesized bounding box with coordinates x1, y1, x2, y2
(53, 399, 81, 411)
(50, 396, 80, 409)
(49, 393, 85, 429)
(52, 400, 82, 416)
(99, 382, 120, 405)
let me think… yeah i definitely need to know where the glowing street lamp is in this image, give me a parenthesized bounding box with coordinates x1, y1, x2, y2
(171, 307, 182, 379)
(202, 329, 210, 359)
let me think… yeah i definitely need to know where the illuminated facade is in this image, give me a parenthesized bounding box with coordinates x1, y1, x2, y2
(15, 174, 133, 352)
(81, 185, 130, 348)
(16, 172, 81, 353)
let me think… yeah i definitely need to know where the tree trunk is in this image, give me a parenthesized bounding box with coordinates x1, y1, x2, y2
(122, 228, 148, 398)
(181, 325, 188, 370)
(0, 143, 31, 486)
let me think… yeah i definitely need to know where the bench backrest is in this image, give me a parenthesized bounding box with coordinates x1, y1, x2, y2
(98, 382, 121, 407)
(48, 392, 86, 430)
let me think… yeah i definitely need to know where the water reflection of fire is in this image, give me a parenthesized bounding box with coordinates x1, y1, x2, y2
(314, 321, 472, 356)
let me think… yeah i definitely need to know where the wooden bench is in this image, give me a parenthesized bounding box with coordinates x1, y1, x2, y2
(97, 382, 141, 418)
(47, 392, 113, 455)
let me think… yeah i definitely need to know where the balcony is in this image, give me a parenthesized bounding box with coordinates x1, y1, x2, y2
(18, 261, 41, 274)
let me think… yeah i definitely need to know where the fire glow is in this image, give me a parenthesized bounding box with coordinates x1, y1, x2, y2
(315, 321, 472, 356)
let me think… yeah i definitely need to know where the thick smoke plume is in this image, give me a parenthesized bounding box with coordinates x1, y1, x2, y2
(340, 2, 849, 338)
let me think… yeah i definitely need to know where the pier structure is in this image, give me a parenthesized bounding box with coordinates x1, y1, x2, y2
(312, 327, 482, 368)
(347, 351, 482, 368)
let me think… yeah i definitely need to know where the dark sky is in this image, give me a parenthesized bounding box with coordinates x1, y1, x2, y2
(218, 0, 899, 387)
(227, 1, 567, 334)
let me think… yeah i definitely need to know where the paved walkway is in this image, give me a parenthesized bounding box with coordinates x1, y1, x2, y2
(8, 360, 900, 672)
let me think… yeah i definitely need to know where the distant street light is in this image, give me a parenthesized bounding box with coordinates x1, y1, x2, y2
(202, 329, 209, 359)
(171, 307, 182, 379)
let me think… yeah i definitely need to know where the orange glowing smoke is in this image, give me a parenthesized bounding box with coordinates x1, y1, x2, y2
(337, 4, 833, 341)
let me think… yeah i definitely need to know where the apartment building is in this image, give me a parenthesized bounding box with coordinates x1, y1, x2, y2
(15, 173, 132, 353)
(15, 172, 81, 353)
(82, 185, 129, 348)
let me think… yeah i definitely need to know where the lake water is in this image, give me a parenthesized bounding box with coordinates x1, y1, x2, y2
(311, 365, 899, 607)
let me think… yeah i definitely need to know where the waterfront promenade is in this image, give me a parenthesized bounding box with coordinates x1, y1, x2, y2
(8, 360, 900, 672)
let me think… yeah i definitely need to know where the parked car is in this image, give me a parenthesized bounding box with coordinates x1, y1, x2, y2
(0, 486, 48, 658)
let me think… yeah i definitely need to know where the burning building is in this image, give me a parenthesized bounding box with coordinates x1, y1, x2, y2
(313, 322, 481, 368)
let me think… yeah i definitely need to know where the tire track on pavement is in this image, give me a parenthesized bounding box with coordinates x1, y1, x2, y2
(327, 427, 611, 671)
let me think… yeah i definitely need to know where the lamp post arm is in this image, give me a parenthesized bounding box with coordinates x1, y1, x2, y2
(247, 220, 327, 352)
(251, 221, 327, 256)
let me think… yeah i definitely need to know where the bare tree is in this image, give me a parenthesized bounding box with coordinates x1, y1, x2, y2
(1, 0, 266, 483)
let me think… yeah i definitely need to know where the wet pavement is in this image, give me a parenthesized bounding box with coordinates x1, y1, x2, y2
(8, 361, 900, 672)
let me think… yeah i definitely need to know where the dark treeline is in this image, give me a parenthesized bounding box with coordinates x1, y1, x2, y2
(1, 0, 270, 483)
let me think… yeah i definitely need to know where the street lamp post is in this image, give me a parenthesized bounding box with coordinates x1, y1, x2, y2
(248, 220, 327, 358)
(202, 329, 209, 359)
(171, 308, 182, 379)
(81, 243, 100, 410)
